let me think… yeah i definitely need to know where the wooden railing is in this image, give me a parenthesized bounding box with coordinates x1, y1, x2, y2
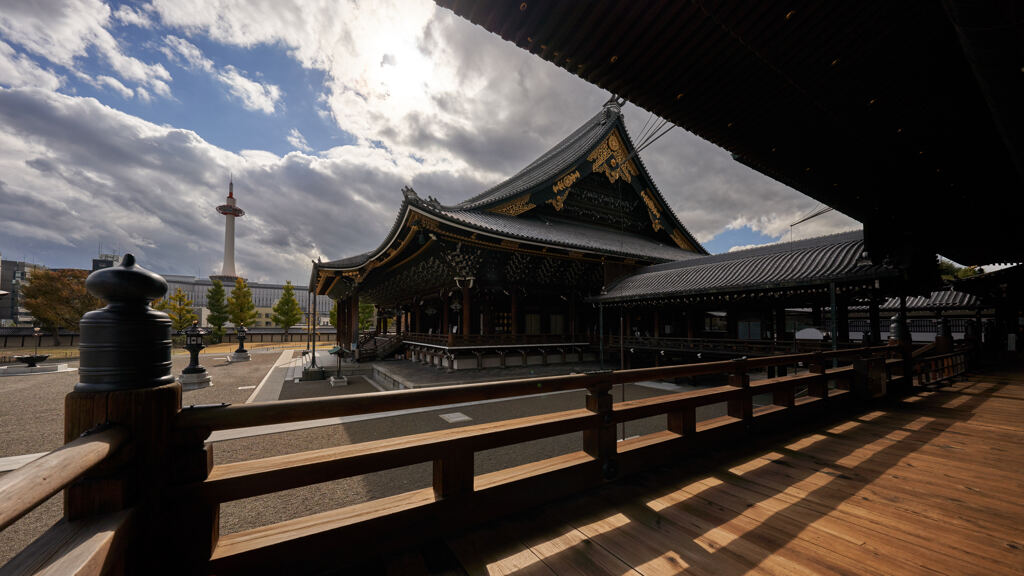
(175, 343, 907, 573)
(607, 334, 864, 357)
(0, 342, 978, 575)
(402, 332, 590, 348)
(0, 426, 132, 576)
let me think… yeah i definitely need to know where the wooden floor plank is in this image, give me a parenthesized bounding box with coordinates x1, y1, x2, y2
(447, 522, 556, 576)
(436, 371, 1024, 575)
(505, 512, 642, 576)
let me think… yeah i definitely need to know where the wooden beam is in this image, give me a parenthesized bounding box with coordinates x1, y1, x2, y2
(0, 427, 127, 531)
(1, 508, 134, 576)
(190, 409, 597, 503)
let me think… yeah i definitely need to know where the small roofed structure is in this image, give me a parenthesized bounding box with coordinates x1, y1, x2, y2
(312, 101, 706, 364)
(592, 230, 893, 306)
(954, 264, 1024, 361)
(588, 230, 907, 366)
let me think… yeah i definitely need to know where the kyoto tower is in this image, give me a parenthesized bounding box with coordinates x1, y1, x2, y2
(214, 178, 245, 281)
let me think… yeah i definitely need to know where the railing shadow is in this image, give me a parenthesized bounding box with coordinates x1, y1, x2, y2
(485, 375, 1012, 575)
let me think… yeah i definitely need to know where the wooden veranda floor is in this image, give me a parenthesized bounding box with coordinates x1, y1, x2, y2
(382, 366, 1024, 575)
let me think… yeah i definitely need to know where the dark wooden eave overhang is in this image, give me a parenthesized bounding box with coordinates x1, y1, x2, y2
(435, 0, 1024, 266)
(313, 201, 698, 298)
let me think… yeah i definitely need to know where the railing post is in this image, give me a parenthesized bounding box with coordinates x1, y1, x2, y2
(727, 359, 752, 424)
(853, 356, 886, 400)
(807, 352, 828, 399)
(583, 384, 618, 480)
(433, 445, 473, 500)
(63, 255, 184, 573)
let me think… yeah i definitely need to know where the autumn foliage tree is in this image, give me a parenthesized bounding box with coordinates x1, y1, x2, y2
(20, 268, 102, 345)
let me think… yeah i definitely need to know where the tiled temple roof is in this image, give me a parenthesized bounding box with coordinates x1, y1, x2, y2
(593, 230, 899, 303)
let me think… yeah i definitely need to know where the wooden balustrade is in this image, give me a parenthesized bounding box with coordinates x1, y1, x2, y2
(403, 332, 589, 348)
(607, 334, 864, 356)
(0, 426, 128, 532)
(2, 341, 979, 575)
(177, 345, 895, 433)
(0, 427, 130, 576)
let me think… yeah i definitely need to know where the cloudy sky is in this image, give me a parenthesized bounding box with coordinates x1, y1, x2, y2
(0, 0, 859, 284)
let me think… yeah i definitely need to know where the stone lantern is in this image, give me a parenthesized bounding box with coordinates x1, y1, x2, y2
(229, 323, 251, 362)
(179, 320, 212, 391)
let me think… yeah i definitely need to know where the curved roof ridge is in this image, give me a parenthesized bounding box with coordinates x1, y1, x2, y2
(643, 229, 864, 273)
(454, 107, 619, 209)
(616, 114, 707, 255)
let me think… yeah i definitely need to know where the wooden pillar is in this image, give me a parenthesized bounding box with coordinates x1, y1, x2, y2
(726, 359, 752, 423)
(653, 309, 660, 338)
(510, 288, 518, 335)
(569, 292, 577, 340)
(63, 256, 216, 573)
(443, 296, 450, 335)
(583, 384, 617, 480)
(869, 293, 881, 345)
(415, 301, 421, 333)
(350, 290, 359, 357)
(837, 294, 850, 343)
(339, 297, 348, 342)
(687, 311, 696, 339)
(462, 285, 471, 337)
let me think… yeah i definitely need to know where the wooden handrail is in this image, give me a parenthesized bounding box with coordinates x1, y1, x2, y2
(187, 408, 598, 504)
(0, 426, 128, 532)
(912, 342, 937, 358)
(177, 344, 895, 432)
(171, 343, 967, 573)
(0, 508, 134, 576)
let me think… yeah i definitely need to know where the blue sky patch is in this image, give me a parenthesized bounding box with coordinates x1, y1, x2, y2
(703, 225, 783, 255)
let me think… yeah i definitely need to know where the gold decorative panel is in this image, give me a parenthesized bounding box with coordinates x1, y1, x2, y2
(670, 229, 694, 251)
(640, 189, 663, 231)
(547, 169, 580, 211)
(491, 194, 536, 216)
(587, 130, 638, 184)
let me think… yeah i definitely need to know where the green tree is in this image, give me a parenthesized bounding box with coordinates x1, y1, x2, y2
(153, 288, 198, 331)
(206, 279, 229, 341)
(227, 278, 258, 328)
(271, 281, 303, 333)
(21, 268, 102, 345)
(359, 302, 375, 331)
(329, 300, 338, 328)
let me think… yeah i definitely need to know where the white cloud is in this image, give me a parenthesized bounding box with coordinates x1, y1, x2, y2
(0, 0, 171, 97)
(217, 65, 280, 113)
(162, 35, 213, 72)
(0, 87, 481, 282)
(96, 74, 133, 98)
(162, 36, 280, 114)
(113, 5, 154, 28)
(286, 128, 312, 152)
(0, 2, 864, 282)
(0, 40, 62, 90)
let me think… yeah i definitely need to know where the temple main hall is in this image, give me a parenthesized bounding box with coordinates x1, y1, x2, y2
(311, 100, 927, 370)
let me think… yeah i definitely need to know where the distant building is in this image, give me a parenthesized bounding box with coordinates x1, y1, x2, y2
(0, 258, 44, 326)
(162, 274, 332, 328)
(91, 253, 121, 271)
